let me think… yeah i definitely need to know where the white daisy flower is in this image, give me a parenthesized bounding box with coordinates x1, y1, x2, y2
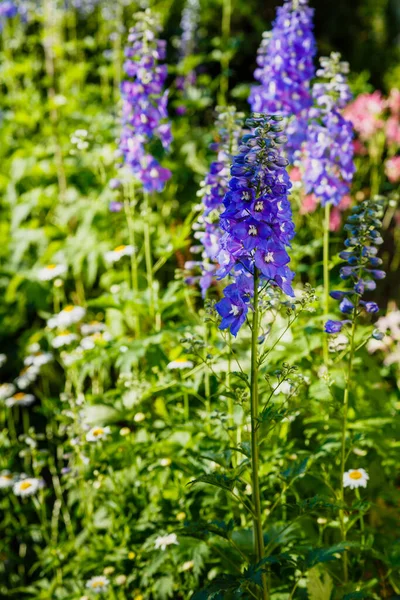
(0, 471, 15, 489)
(13, 477, 41, 497)
(24, 352, 53, 368)
(14, 365, 39, 389)
(86, 426, 111, 442)
(38, 264, 67, 281)
(167, 358, 194, 370)
(5, 392, 35, 408)
(52, 331, 78, 349)
(154, 533, 179, 551)
(80, 332, 112, 351)
(0, 353, 7, 368)
(343, 468, 369, 490)
(104, 244, 135, 264)
(55, 305, 86, 328)
(80, 321, 106, 336)
(0, 383, 16, 400)
(86, 576, 110, 593)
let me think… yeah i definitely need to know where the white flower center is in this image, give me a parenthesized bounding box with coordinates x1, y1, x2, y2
(255, 201, 264, 211)
(230, 305, 240, 316)
(264, 252, 274, 263)
(242, 191, 251, 201)
(150, 168, 158, 178)
(249, 225, 257, 236)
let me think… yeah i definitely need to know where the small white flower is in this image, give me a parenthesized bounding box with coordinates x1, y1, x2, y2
(55, 305, 86, 328)
(52, 331, 78, 349)
(38, 264, 67, 281)
(167, 358, 194, 370)
(80, 321, 106, 336)
(0, 471, 15, 489)
(86, 576, 110, 594)
(104, 245, 135, 264)
(24, 352, 53, 368)
(329, 334, 348, 353)
(0, 353, 7, 368)
(0, 383, 16, 400)
(343, 468, 369, 490)
(86, 426, 110, 442)
(181, 560, 194, 571)
(154, 533, 179, 551)
(160, 458, 171, 467)
(133, 412, 145, 423)
(5, 392, 35, 408)
(14, 365, 39, 389)
(274, 380, 292, 396)
(13, 477, 41, 497)
(80, 332, 112, 351)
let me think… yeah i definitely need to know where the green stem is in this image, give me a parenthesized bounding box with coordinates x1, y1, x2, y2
(323, 202, 331, 367)
(355, 488, 365, 550)
(250, 269, 269, 600)
(124, 193, 141, 337)
(218, 0, 231, 106)
(143, 191, 155, 322)
(339, 304, 358, 583)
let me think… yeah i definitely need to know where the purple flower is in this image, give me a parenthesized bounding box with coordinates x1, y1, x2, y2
(303, 53, 355, 207)
(249, 0, 316, 159)
(215, 114, 296, 336)
(118, 10, 172, 192)
(326, 197, 385, 334)
(325, 320, 345, 334)
(185, 107, 244, 297)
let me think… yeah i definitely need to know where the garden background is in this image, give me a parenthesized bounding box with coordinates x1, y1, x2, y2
(0, 0, 400, 599)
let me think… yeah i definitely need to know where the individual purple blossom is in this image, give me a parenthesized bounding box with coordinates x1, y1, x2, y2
(303, 52, 355, 207)
(249, 0, 316, 159)
(185, 107, 244, 297)
(215, 114, 295, 336)
(326, 197, 385, 334)
(118, 10, 172, 193)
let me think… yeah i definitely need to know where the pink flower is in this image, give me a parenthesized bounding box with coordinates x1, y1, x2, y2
(300, 193, 319, 215)
(386, 116, 400, 146)
(329, 207, 342, 231)
(385, 156, 400, 184)
(343, 91, 385, 141)
(353, 139, 367, 155)
(387, 88, 400, 115)
(290, 167, 302, 182)
(338, 194, 352, 211)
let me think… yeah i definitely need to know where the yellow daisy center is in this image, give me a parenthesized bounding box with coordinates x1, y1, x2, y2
(91, 581, 104, 588)
(349, 470, 362, 480)
(114, 245, 126, 252)
(92, 428, 104, 437)
(1, 475, 12, 480)
(46, 264, 57, 270)
(20, 481, 32, 490)
(14, 393, 26, 401)
(63, 305, 74, 312)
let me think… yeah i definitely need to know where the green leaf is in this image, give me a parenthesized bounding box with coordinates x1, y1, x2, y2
(306, 567, 334, 600)
(305, 542, 357, 568)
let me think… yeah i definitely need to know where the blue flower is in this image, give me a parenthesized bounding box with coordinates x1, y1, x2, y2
(118, 10, 172, 192)
(326, 197, 385, 334)
(215, 114, 296, 336)
(325, 320, 345, 334)
(249, 0, 316, 159)
(303, 53, 355, 207)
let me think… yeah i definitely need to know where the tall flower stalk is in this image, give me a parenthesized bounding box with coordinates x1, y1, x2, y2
(249, 0, 316, 159)
(325, 196, 385, 581)
(303, 52, 354, 365)
(215, 114, 295, 598)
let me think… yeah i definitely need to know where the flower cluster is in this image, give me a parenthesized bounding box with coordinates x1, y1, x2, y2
(325, 196, 385, 334)
(303, 52, 355, 206)
(185, 107, 243, 296)
(215, 114, 295, 336)
(175, 0, 200, 112)
(249, 0, 316, 158)
(118, 10, 172, 192)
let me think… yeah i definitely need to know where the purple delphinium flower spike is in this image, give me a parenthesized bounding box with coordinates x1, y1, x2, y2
(303, 52, 355, 207)
(118, 9, 172, 193)
(249, 0, 316, 160)
(185, 106, 244, 297)
(325, 196, 385, 334)
(215, 114, 295, 336)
